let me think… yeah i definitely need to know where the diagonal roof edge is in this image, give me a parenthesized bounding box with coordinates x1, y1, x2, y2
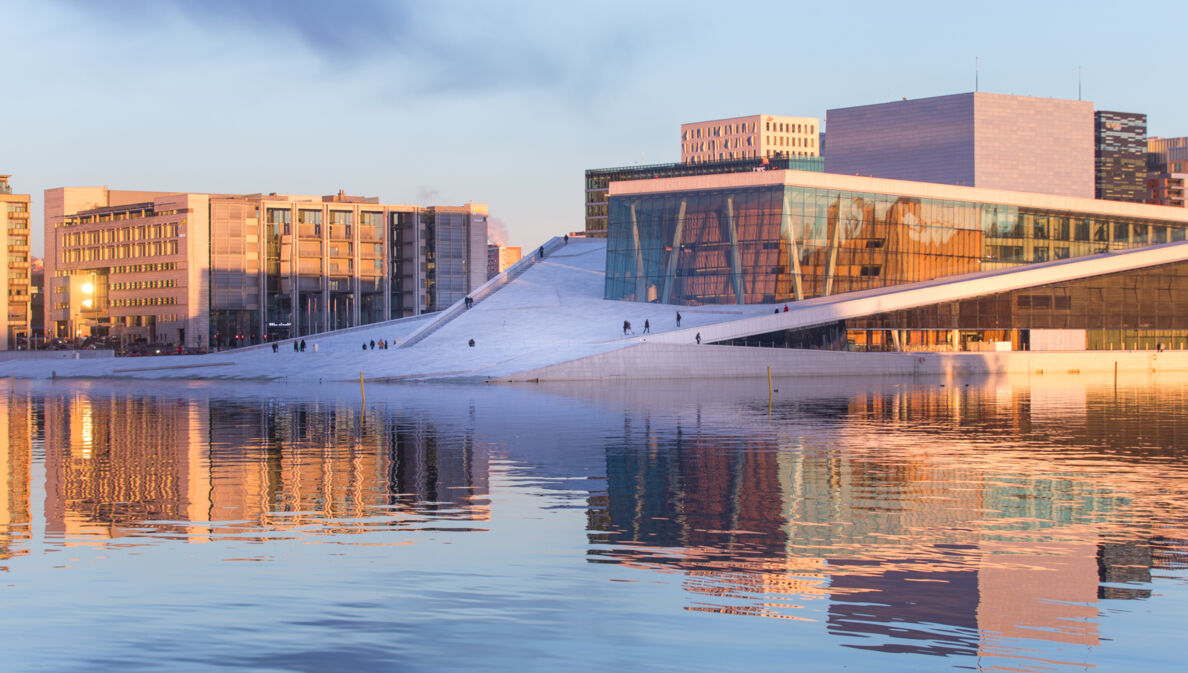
(646, 241, 1188, 344)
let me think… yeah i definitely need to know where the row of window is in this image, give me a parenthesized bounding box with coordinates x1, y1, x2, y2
(61, 241, 180, 263)
(62, 223, 180, 246)
(111, 279, 177, 291)
(110, 296, 178, 307)
(113, 263, 178, 274)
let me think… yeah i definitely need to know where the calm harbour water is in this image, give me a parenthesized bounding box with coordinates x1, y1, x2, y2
(1, 375, 1186, 672)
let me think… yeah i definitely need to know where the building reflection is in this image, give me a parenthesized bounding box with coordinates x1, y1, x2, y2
(1, 390, 33, 562)
(39, 393, 489, 543)
(588, 380, 1188, 660)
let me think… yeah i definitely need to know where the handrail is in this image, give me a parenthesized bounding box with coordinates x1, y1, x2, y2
(398, 235, 567, 349)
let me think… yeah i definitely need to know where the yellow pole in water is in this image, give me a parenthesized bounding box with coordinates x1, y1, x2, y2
(767, 365, 773, 413)
(360, 372, 366, 405)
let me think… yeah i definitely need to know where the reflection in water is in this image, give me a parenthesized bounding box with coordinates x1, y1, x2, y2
(586, 379, 1188, 665)
(38, 392, 489, 544)
(1, 390, 32, 563)
(0, 377, 1186, 671)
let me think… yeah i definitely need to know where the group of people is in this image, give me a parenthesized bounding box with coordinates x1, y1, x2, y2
(362, 339, 391, 351)
(272, 339, 308, 353)
(622, 312, 699, 343)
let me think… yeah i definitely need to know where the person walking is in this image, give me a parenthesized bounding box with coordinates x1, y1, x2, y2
(468, 338, 475, 348)
(538, 246, 544, 259)
(300, 339, 306, 352)
(623, 320, 632, 336)
(362, 343, 367, 351)
(696, 332, 701, 345)
(370, 339, 375, 350)
(293, 341, 299, 352)
(272, 342, 278, 353)
(564, 234, 569, 244)
(676, 311, 681, 327)
(643, 319, 650, 334)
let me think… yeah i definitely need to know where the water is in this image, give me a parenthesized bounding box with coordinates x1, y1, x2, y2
(1, 375, 1186, 672)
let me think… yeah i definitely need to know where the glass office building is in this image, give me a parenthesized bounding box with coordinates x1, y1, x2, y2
(606, 171, 1188, 306)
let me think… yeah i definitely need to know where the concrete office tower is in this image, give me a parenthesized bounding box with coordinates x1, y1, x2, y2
(487, 244, 521, 280)
(0, 176, 32, 350)
(1094, 111, 1147, 202)
(825, 93, 1095, 198)
(44, 187, 487, 349)
(681, 115, 820, 164)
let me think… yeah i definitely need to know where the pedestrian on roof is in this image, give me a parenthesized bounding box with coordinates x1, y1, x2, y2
(643, 319, 650, 334)
(676, 311, 681, 327)
(623, 320, 632, 336)
(300, 339, 306, 352)
(696, 332, 701, 344)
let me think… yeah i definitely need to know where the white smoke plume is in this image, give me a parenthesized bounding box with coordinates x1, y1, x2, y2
(487, 216, 509, 246)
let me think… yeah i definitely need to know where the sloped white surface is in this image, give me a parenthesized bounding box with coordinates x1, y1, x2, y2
(0, 239, 772, 382)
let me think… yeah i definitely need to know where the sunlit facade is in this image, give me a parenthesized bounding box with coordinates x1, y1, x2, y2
(45, 187, 488, 349)
(606, 170, 1188, 306)
(487, 244, 521, 279)
(680, 114, 820, 164)
(585, 156, 823, 237)
(0, 175, 32, 349)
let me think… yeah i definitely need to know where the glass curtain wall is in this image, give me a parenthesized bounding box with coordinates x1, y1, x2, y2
(264, 208, 291, 341)
(606, 185, 1188, 306)
(717, 260, 1188, 352)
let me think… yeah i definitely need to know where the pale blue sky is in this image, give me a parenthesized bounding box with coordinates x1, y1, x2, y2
(3, 0, 1187, 256)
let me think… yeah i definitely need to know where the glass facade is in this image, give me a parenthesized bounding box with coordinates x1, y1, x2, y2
(606, 183, 1188, 306)
(1095, 111, 1147, 203)
(585, 157, 823, 238)
(717, 260, 1188, 352)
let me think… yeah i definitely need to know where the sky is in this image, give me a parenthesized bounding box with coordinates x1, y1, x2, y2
(3, 0, 1188, 257)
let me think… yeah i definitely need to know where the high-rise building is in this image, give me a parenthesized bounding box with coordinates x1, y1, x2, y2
(1094, 111, 1148, 202)
(487, 244, 521, 280)
(681, 115, 820, 164)
(0, 175, 32, 350)
(825, 92, 1096, 198)
(44, 187, 488, 349)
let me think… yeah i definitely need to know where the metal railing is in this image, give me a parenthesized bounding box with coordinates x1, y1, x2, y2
(398, 235, 567, 349)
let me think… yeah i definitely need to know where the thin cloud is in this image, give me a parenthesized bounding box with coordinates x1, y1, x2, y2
(50, 0, 657, 103)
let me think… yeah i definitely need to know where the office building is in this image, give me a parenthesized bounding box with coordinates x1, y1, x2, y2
(585, 156, 823, 237)
(1146, 138, 1188, 207)
(825, 92, 1096, 198)
(487, 244, 521, 280)
(681, 115, 820, 164)
(1094, 110, 1147, 202)
(1148, 174, 1185, 207)
(0, 175, 32, 350)
(45, 187, 487, 349)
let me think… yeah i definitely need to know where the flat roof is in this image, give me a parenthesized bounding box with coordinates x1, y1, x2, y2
(608, 169, 1188, 224)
